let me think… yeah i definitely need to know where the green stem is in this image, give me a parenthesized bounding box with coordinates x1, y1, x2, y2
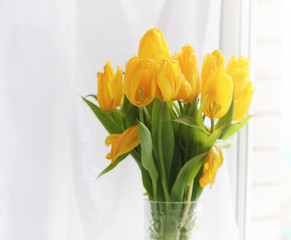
(188, 96, 197, 116)
(211, 118, 214, 133)
(175, 180, 194, 240)
(178, 100, 183, 115)
(185, 179, 194, 202)
(139, 106, 144, 123)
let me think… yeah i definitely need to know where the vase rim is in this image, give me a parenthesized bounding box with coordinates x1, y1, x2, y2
(144, 199, 200, 204)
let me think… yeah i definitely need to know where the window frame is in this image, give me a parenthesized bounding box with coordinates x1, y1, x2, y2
(220, 0, 255, 239)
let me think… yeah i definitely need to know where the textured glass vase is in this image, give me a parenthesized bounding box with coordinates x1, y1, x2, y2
(144, 200, 202, 240)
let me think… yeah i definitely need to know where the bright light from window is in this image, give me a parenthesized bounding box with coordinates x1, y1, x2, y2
(281, 1, 291, 239)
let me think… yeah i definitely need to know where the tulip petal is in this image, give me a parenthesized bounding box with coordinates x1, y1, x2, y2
(138, 28, 170, 61)
(199, 145, 224, 188)
(233, 81, 255, 121)
(201, 50, 225, 85)
(106, 125, 140, 163)
(157, 58, 182, 101)
(173, 45, 201, 101)
(226, 55, 254, 120)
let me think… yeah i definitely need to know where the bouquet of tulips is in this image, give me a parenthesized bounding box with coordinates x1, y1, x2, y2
(83, 28, 254, 239)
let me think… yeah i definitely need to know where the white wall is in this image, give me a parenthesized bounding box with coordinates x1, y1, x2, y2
(251, 0, 283, 239)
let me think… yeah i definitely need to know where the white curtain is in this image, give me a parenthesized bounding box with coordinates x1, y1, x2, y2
(0, 0, 239, 239)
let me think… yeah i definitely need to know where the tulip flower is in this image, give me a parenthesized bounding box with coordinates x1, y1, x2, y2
(156, 58, 182, 101)
(201, 50, 225, 84)
(233, 81, 255, 121)
(226, 56, 254, 121)
(201, 66, 233, 119)
(138, 28, 170, 61)
(173, 45, 202, 102)
(105, 125, 140, 163)
(97, 60, 123, 110)
(124, 57, 156, 107)
(199, 145, 224, 188)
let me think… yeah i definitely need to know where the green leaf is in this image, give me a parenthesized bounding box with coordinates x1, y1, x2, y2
(154, 100, 175, 182)
(215, 92, 235, 130)
(188, 125, 221, 158)
(220, 115, 254, 139)
(151, 98, 159, 159)
(191, 164, 204, 201)
(168, 137, 182, 190)
(138, 122, 159, 200)
(170, 152, 207, 202)
(85, 94, 97, 99)
(173, 116, 209, 134)
(96, 154, 128, 179)
(206, 127, 222, 147)
(130, 150, 154, 199)
(151, 99, 174, 201)
(82, 97, 123, 134)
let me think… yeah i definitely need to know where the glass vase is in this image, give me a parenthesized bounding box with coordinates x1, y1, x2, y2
(144, 200, 202, 240)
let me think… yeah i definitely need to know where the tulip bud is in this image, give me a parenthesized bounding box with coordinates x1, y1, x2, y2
(138, 28, 170, 61)
(124, 57, 156, 107)
(156, 58, 182, 102)
(97, 60, 123, 110)
(173, 45, 202, 102)
(201, 66, 233, 119)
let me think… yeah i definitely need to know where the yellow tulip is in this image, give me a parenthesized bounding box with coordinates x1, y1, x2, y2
(233, 81, 255, 121)
(97, 60, 123, 110)
(138, 28, 170, 61)
(226, 56, 254, 120)
(201, 50, 225, 84)
(199, 145, 224, 188)
(173, 45, 202, 102)
(105, 125, 140, 163)
(201, 66, 233, 119)
(124, 57, 156, 107)
(156, 58, 182, 101)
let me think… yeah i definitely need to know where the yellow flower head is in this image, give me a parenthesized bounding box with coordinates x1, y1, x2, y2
(201, 49, 225, 84)
(105, 125, 140, 163)
(97, 60, 123, 110)
(199, 145, 224, 188)
(173, 45, 202, 102)
(138, 28, 170, 61)
(201, 66, 233, 119)
(156, 58, 182, 102)
(124, 57, 156, 107)
(226, 56, 254, 121)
